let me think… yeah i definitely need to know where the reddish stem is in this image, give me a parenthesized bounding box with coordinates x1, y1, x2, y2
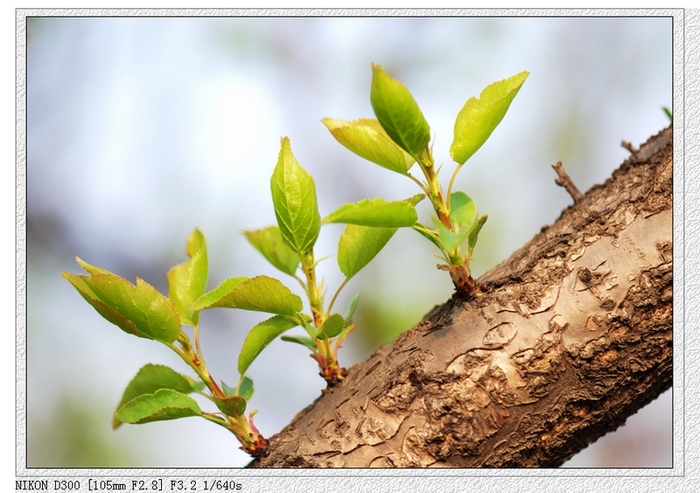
(310, 353, 347, 387)
(448, 264, 480, 299)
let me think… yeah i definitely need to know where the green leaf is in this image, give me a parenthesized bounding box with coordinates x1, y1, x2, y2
(338, 224, 397, 280)
(322, 117, 415, 175)
(237, 376, 255, 401)
(63, 264, 181, 344)
(662, 106, 673, 121)
(221, 380, 237, 397)
(318, 313, 345, 340)
(435, 219, 469, 252)
(412, 222, 441, 249)
(298, 316, 320, 338)
(112, 364, 198, 429)
(217, 380, 251, 415)
(323, 197, 419, 227)
(336, 321, 356, 341)
(343, 293, 360, 325)
(244, 226, 300, 276)
(75, 257, 112, 275)
(213, 395, 247, 417)
(467, 214, 488, 252)
(405, 193, 426, 207)
(271, 137, 321, 254)
(281, 335, 318, 351)
(167, 228, 208, 326)
(450, 192, 477, 228)
(370, 64, 432, 161)
(193, 275, 303, 315)
(115, 388, 201, 425)
(191, 276, 247, 310)
(450, 71, 529, 165)
(238, 315, 300, 375)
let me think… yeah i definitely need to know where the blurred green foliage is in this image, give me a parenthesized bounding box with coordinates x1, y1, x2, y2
(28, 397, 136, 467)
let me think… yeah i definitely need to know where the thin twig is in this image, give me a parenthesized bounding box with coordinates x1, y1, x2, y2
(621, 140, 638, 153)
(552, 161, 584, 205)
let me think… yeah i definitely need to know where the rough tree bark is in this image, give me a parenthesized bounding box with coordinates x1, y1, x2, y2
(250, 125, 673, 468)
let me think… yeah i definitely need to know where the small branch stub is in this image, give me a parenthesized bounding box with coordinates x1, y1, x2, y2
(552, 161, 584, 205)
(621, 140, 638, 154)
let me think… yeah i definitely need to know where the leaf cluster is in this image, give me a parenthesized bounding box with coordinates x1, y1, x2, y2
(244, 136, 425, 385)
(63, 233, 268, 456)
(325, 64, 528, 292)
(62, 63, 528, 458)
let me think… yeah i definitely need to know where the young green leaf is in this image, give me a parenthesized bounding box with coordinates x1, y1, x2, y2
(450, 71, 529, 165)
(244, 226, 300, 276)
(370, 64, 432, 161)
(191, 276, 248, 309)
(238, 315, 299, 375)
(221, 380, 238, 397)
(338, 224, 397, 280)
(404, 193, 426, 207)
(412, 222, 441, 249)
(213, 395, 247, 417)
(450, 192, 477, 228)
(280, 335, 318, 352)
(662, 106, 673, 121)
(63, 265, 181, 344)
(237, 376, 255, 401)
(467, 214, 488, 252)
(323, 197, 419, 227)
(298, 316, 320, 338)
(322, 117, 415, 175)
(343, 293, 361, 325)
(192, 275, 303, 316)
(115, 388, 202, 425)
(112, 364, 199, 429)
(435, 219, 470, 252)
(167, 228, 208, 326)
(271, 137, 321, 254)
(75, 257, 113, 275)
(318, 313, 345, 340)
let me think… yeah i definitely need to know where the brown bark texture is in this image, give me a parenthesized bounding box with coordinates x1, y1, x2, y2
(250, 125, 673, 468)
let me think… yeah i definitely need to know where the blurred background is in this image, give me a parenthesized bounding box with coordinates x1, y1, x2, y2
(24, 16, 672, 468)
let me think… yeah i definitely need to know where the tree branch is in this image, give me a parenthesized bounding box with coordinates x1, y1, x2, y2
(249, 125, 673, 468)
(552, 161, 584, 204)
